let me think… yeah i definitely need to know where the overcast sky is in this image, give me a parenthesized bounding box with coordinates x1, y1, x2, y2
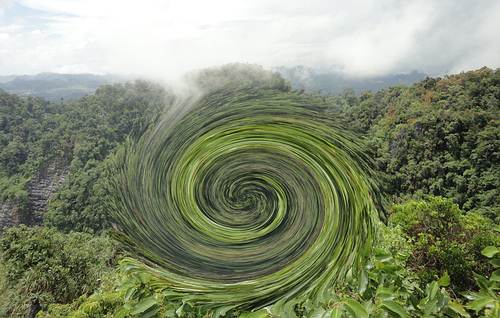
(0, 0, 499, 79)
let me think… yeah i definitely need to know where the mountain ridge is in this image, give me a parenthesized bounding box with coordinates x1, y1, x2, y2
(0, 68, 429, 101)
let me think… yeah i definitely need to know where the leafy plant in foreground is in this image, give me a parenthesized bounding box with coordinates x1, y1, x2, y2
(464, 246, 500, 317)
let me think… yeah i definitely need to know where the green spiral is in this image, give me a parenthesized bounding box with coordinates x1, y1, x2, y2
(109, 87, 379, 314)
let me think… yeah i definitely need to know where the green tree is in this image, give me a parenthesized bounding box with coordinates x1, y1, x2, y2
(0, 226, 116, 317)
(389, 196, 499, 292)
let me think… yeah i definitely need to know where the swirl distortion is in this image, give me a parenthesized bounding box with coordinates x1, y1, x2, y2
(108, 86, 379, 315)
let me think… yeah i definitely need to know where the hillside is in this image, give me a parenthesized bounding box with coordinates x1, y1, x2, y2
(0, 68, 427, 102)
(0, 81, 173, 232)
(0, 66, 498, 317)
(276, 66, 427, 94)
(335, 67, 500, 218)
(0, 73, 125, 101)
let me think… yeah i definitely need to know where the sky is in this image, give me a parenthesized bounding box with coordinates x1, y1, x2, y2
(0, 0, 499, 80)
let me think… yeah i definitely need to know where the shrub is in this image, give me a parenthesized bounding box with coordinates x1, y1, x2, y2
(389, 196, 499, 292)
(0, 226, 116, 317)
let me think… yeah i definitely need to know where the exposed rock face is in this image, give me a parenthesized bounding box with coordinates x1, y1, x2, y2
(26, 159, 68, 224)
(0, 159, 68, 230)
(0, 201, 21, 229)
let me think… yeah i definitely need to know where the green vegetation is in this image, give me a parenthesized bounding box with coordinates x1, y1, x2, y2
(0, 81, 172, 232)
(0, 226, 116, 317)
(0, 65, 498, 317)
(107, 84, 379, 313)
(389, 196, 499, 292)
(335, 67, 500, 219)
(44, 81, 173, 233)
(31, 223, 500, 318)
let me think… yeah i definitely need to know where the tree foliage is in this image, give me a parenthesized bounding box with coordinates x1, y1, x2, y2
(389, 196, 499, 292)
(335, 68, 500, 218)
(0, 81, 173, 232)
(0, 226, 116, 317)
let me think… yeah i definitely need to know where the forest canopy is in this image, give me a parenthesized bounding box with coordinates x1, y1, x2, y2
(0, 65, 499, 317)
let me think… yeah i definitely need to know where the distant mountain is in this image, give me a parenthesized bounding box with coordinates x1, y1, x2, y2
(0, 73, 125, 101)
(275, 66, 427, 94)
(0, 68, 427, 101)
(0, 75, 17, 83)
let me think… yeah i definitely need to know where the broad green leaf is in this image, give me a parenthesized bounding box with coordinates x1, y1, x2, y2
(142, 306, 161, 318)
(374, 253, 393, 262)
(481, 246, 499, 258)
(491, 269, 500, 282)
(490, 258, 500, 267)
(130, 296, 157, 315)
(380, 300, 409, 318)
(358, 270, 368, 294)
(467, 296, 494, 312)
(421, 299, 439, 316)
(344, 299, 368, 318)
(376, 286, 395, 295)
(428, 281, 439, 299)
(473, 273, 490, 291)
(448, 301, 470, 318)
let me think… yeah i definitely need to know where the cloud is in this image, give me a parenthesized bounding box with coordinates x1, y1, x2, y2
(0, 0, 14, 14)
(0, 0, 499, 79)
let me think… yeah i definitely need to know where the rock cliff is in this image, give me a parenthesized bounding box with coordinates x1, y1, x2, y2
(0, 159, 68, 230)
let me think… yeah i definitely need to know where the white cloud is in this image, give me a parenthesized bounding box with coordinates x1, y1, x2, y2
(0, 0, 14, 14)
(0, 0, 499, 78)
